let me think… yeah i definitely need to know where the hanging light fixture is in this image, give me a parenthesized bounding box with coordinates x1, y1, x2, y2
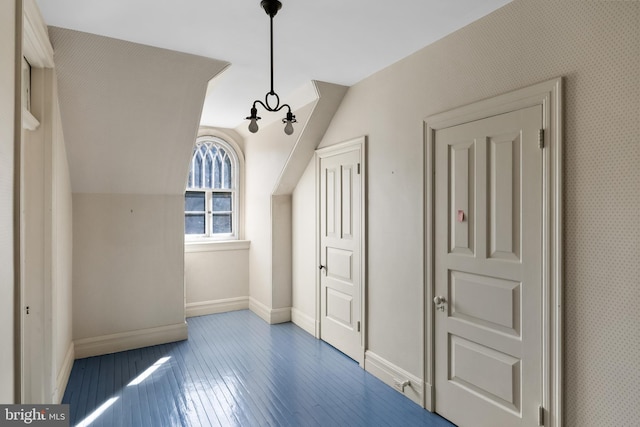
(245, 0, 297, 135)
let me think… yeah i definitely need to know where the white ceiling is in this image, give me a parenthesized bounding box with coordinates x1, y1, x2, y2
(36, 0, 512, 130)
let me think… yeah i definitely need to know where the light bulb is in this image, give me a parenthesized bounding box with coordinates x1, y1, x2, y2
(284, 121, 294, 135)
(248, 118, 259, 133)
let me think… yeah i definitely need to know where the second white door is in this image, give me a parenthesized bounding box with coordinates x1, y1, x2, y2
(318, 142, 364, 364)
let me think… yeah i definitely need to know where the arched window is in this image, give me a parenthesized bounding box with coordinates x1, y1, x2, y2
(185, 136, 239, 239)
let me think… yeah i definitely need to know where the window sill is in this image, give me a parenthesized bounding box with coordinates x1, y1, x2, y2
(185, 239, 250, 253)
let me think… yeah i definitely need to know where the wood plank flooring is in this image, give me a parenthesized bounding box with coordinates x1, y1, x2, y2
(63, 310, 455, 426)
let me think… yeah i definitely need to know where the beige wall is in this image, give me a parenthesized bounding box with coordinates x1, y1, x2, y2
(50, 74, 73, 402)
(243, 81, 348, 323)
(185, 245, 249, 308)
(0, 0, 18, 404)
(49, 27, 229, 196)
(48, 30, 227, 355)
(244, 129, 284, 309)
(291, 159, 317, 334)
(72, 194, 185, 340)
(183, 127, 249, 317)
(243, 102, 314, 317)
(271, 194, 292, 310)
(294, 1, 638, 425)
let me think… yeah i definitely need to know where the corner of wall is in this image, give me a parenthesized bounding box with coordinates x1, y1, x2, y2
(53, 341, 74, 403)
(73, 322, 188, 359)
(249, 298, 291, 324)
(291, 308, 316, 336)
(186, 296, 249, 318)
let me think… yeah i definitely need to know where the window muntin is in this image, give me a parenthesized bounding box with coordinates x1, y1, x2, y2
(185, 137, 238, 239)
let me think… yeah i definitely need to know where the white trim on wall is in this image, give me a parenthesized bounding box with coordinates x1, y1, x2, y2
(74, 322, 188, 359)
(423, 77, 563, 425)
(364, 351, 424, 406)
(249, 298, 270, 323)
(22, 110, 39, 131)
(249, 298, 291, 324)
(291, 308, 316, 336)
(184, 239, 250, 253)
(186, 297, 249, 318)
(23, 0, 53, 68)
(270, 307, 292, 324)
(53, 342, 73, 404)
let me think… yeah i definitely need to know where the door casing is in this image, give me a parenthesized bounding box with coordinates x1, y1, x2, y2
(315, 136, 366, 366)
(20, 1, 57, 403)
(424, 78, 563, 426)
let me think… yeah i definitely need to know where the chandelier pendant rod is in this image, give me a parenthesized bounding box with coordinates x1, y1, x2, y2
(269, 13, 275, 96)
(246, 0, 296, 135)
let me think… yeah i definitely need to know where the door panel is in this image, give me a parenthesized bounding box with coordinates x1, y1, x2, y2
(326, 167, 338, 238)
(449, 271, 521, 337)
(327, 247, 353, 281)
(326, 288, 353, 327)
(449, 335, 521, 412)
(341, 164, 354, 239)
(434, 105, 542, 427)
(488, 133, 521, 261)
(319, 147, 363, 363)
(449, 140, 475, 255)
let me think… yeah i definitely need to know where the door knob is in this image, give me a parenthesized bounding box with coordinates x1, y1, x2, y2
(319, 265, 326, 270)
(433, 296, 447, 311)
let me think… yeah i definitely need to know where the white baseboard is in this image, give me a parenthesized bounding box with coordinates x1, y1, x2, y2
(364, 350, 424, 406)
(53, 341, 74, 403)
(186, 296, 249, 318)
(249, 298, 270, 323)
(74, 322, 188, 359)
(249, 298, 291, 324)
(291, 308, 316, 336)
(270, 307, 291, 324)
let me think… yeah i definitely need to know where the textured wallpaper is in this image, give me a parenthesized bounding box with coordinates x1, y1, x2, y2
(342, 0, 640, 424)
(448, 2, 640, 425)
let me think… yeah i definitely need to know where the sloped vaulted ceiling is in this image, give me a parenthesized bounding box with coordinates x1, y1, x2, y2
(50, 27, 229, 195)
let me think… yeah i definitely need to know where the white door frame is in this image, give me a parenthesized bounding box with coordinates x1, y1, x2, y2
(20, 0, 56, 404)
(424, 78, 563, 426)
(315, 136, 367, 366)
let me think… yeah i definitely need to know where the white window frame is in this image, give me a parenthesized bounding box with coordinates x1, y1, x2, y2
(185, 136, 240, 241)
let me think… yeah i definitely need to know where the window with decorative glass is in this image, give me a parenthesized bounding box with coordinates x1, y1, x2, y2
(185, 136, 238, 239)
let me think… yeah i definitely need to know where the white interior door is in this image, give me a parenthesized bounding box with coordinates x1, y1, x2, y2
(434, 105, 543, 426)
(318, 142, 364, 364)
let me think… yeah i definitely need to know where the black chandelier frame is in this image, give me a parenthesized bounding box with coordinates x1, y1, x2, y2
(246, 0, 297, 134)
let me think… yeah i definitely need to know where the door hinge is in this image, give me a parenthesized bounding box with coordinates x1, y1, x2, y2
(538, 129, 545, 149)
(356, 321, 361, 332)
(538, 405, 545, 426)
(357, 163, 361, 174)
